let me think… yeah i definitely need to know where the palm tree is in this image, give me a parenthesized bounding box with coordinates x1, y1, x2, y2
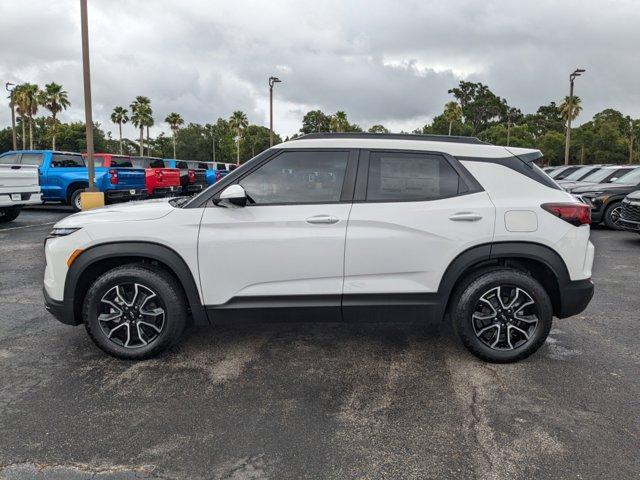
(130, 96, 152, 155)
(559, 95, 583, 124)
(110, 106, 129, 154)
(12, 85, 28, 149)
(329, 111, 349, 133)
(15, 84, 40, 149)
(38, 82, 71, 150)
(443, 101, 462, 136)
(229, 111, 248, 165)
(165, 112, 184, 159)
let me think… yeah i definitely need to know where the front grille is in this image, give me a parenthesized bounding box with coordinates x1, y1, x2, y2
(621, 200, 640, 222)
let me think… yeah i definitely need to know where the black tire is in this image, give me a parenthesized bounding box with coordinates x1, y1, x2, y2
(603, 202, 622, 230)
(0, 206, 22, 223)
(69, 188, 84, 212)
(451, 268, 553, 363)
(83, 264, 187, 360)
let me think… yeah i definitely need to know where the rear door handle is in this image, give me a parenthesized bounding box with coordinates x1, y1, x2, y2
(306, 215, 339, 225)
(449, 212, 483, 222)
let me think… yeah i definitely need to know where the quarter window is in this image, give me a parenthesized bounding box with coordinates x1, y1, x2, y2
(239, 151, 349, 205)
(366, 151, 459, 201)
(21, 153, 43, 166)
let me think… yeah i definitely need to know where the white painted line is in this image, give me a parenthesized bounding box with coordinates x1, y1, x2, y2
(0, 221, 57, 232)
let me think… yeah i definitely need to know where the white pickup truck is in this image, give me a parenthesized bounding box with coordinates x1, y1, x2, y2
(0, 161, 42, 223)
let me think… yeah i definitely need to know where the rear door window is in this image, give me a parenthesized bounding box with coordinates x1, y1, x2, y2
(21, 153, 44, 166)
(365, 151, 460, 202)
(51, 154, 85, 168)
(176, 161, 189, 169)
(110, 157, 133, 167)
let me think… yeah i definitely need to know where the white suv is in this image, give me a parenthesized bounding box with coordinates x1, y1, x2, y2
(44, 133, 594, 362)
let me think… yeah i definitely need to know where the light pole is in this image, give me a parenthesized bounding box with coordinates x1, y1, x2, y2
(5, 83, 17, 150)
(268, 76, 281, 147)
(564, 68, 585, 165)
(80, 0, 96, 192)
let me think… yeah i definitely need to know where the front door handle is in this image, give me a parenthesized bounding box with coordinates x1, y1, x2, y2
(306, 215, 339, 225)
(449, 212, 483, 222)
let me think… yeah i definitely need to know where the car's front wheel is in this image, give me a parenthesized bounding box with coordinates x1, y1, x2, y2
(452, 268, 553, 363)
(603, 202, 623, 230)
(83, 264, 187, 359)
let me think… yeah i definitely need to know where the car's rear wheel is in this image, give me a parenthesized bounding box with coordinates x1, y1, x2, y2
(83, 264, 187, 359)
(603, 202, 623, 230)
(452, 268, 553, 363)
(0, 206, 22, 223)
(70, 188, 84, 212)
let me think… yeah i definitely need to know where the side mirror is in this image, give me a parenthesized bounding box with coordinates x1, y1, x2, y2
(217, 184, 247, 208)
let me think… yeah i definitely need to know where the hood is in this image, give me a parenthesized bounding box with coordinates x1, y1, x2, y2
(625, 189, 640, 201)
(571, 183, 637, 195)
(55, 197, 176, 228)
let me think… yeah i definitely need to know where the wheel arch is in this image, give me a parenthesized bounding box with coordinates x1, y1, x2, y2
(65, 242, 209, 326)
(65, 181, 89, 203)
(439, 242, 570, 319)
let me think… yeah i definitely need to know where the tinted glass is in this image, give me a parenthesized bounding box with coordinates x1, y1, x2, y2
(240, 150, 349, 204)
(149, 159, 165, 168)
(0, 154, 20, 165)
(111, 157, 133, 167)
(366, 152, 459, 201)
(581, 168, 613, 183)
(176, 161, 189, 169)
(52, 154, 84, 167)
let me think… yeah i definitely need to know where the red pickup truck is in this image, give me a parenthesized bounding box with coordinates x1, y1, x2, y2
(91, 154, 181, 197)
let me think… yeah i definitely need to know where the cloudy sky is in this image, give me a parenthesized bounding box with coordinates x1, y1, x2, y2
(1, 0, 640, 139)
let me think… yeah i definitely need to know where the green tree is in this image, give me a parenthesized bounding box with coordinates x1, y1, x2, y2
(165, 112, 184, 159)
(442, 101, 462, 136)
(479, 123, 534, 148)
(368, 124, 389, 134)
(559, 95, 583, 124)
(110, 106, 129, 154)
(523, 102, 564, 138)
(329, 111, 349, 133)
(301, 110, 331, 134)
(229, 111, 248, 165)
(38, 82, 70, 150)
(536, 131, 566, 165)
(130, 96, 152, 155)
(14, 83, 40, 149)
(448, 81, 507, 134)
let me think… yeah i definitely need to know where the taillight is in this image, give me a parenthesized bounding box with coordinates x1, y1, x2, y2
(155, 169, 164, 182)
(109, 169, 118, 185)
(188, 169, 196, 183)
(541, 203, 591, 226)
(215, 170, 222, 181)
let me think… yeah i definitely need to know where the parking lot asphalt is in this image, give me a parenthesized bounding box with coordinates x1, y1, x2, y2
(0, 208, 638, 480)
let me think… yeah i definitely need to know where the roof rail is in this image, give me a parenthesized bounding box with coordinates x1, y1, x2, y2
(292, 132, 489, 145)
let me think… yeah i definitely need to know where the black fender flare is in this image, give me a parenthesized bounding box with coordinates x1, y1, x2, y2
(65, 241, 209, 325)
(436, 241, 571, 317)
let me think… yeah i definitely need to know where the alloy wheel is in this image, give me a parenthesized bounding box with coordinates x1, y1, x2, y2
(610, 205, 622, 225)
(97, 283, 165, 348)
(472, 285, 539, 351)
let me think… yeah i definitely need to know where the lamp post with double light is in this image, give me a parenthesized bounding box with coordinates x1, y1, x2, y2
(564, 68, 586, 165)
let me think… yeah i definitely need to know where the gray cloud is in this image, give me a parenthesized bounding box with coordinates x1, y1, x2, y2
(1, 0, 639, 138)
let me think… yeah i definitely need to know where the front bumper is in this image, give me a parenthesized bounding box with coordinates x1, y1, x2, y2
(558, 279, 594, 318)
(44, 286, 78, 326)
(104, 188, 148, 203)
(618, 218, 640, 232)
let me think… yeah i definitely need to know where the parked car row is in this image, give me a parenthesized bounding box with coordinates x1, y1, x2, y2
(544, 164, 640, 232)
(0, 150, 235, 221)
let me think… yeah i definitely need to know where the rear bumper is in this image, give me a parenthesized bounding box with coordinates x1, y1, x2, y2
(0, 191, 42, 207)
(104, 188, 148, 203)
(558, 278, 594, 318)
(44, 287, 78, 326)
(150, 185, 182, 197)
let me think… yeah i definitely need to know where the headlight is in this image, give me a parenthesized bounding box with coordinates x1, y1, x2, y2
(46, 227, 81, 240)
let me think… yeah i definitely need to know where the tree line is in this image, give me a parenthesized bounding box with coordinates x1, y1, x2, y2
(2, 80, 639, 166)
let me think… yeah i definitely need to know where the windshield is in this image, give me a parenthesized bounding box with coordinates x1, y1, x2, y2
(548, 167, 568, 178)
(613, 168, 640, 185)
(564, 166, 598, 181)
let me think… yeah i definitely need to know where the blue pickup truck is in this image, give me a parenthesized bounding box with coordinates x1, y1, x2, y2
(0, 150, 148, 211)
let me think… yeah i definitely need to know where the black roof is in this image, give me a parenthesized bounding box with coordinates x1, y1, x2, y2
(292, 132, 488, 145)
